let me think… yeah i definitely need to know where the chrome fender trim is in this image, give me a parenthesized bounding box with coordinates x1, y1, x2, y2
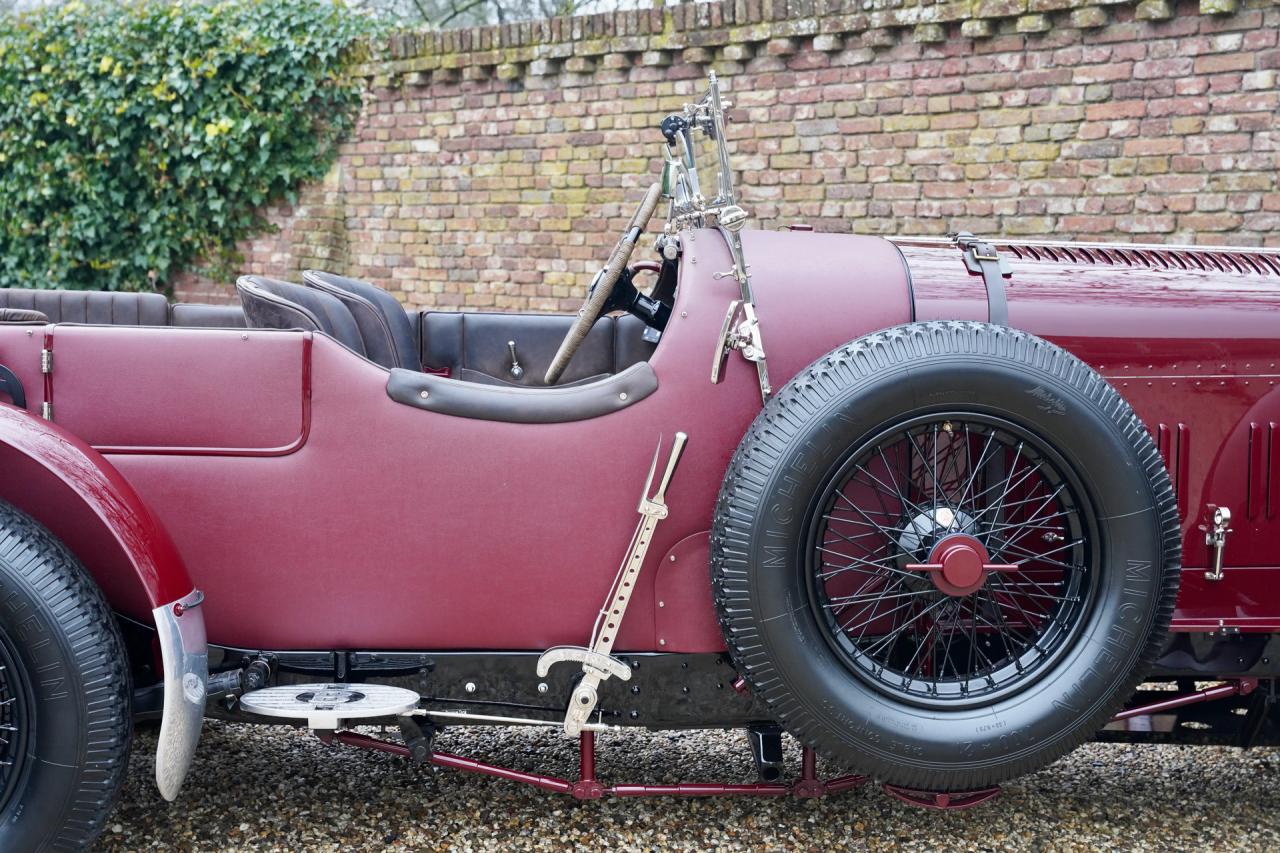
(152, 588, 208, 801)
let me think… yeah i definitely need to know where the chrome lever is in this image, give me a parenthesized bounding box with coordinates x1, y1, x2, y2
(507, 340, 524, 380)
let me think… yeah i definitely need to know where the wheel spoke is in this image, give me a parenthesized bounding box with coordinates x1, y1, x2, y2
(807, 413, 1093, 703)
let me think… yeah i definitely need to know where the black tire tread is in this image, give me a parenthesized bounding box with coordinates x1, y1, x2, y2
(0, 501, 132, 851)
(711, 321, 1181, 789)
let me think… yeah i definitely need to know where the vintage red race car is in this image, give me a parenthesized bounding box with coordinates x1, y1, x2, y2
(0, 75, 1276, 849)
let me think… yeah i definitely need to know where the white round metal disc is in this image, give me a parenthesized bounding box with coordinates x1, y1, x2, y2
(239, 683, 420, 730)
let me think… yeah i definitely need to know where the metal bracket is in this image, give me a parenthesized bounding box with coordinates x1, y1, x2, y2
(535, 646, 632, 681)
(1204, 505, 1232, 582)
(538, 432, 688, 736)
(711, 300, 770, 403)
(709, 227, 770, 404)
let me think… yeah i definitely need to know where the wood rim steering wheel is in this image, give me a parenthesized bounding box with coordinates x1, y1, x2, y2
(544, 183, 663, 385)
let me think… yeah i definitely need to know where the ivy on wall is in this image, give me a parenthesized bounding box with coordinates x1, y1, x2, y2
(0, 0, 378, 291)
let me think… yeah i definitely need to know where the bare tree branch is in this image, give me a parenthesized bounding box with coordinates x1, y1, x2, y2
(437, 0, 491, 26)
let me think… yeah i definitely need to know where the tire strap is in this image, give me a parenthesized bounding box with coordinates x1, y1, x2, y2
(952, 231, 1011, 326)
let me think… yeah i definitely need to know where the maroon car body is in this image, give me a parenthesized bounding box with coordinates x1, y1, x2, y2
(0, 77, 1276, 848)
(7, 234, 1280, 648)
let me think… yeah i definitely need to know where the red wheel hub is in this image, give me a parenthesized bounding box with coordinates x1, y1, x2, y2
(906, 534, 1020, 597)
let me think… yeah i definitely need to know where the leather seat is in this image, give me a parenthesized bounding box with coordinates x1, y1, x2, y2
(302, 271, 418, 370)
(0, 287, 169, 325)
(421, 312, 656, 387)
(170, 303, 246, 328)
(236, 276, 366, 357)
(0, 308, 48, 324)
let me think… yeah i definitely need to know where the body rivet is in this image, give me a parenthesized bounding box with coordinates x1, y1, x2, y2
(420, 390, 429, 399)
(464, 681, 476, 693)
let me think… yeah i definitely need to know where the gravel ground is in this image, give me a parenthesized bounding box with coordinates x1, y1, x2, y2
(100, 721, 1280, 852)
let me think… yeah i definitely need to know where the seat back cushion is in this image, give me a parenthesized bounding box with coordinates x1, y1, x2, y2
(303, 271, 418, 370)
(236, 276, 366, 356)
(0, 308, 49, 324)
(0, 287, 168, 325)
(170, 303, 247, 328)
(421, 311, 657, 386)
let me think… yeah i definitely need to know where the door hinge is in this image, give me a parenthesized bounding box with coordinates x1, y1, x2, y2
(40, 348, 52, 374)
(40, 401, 52, 420)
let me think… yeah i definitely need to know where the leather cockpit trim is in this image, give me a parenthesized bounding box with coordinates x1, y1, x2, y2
(386, 362, 658, 423)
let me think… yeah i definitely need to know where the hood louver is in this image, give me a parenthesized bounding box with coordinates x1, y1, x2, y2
(999, 242, 1280, 276)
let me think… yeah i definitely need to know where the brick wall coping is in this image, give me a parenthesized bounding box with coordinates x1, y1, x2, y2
(359, 0, 1249, 85)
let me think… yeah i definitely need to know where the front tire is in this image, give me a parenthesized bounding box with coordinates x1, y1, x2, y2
(711, 322, 1180, 791)
(0, 501, 131, 851)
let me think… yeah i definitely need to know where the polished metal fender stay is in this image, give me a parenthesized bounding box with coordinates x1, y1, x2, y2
(537, 431, 688, 736)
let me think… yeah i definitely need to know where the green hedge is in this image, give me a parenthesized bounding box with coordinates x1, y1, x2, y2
(0, 0, 378, 291)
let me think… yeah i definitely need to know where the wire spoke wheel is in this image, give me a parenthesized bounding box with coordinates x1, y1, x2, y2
(806, 413, 1096, 707)
(0, 629, 30, 813)
(714, 323, 1180, 790)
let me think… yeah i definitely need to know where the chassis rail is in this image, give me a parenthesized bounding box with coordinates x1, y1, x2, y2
(311, 677, 1267, 811)
(319, 729, 874, 802)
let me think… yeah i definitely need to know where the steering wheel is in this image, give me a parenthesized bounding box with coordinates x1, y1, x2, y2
(545, 183, 663, 385)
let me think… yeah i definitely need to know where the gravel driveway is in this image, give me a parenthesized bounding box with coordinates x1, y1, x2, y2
(101, 721, 1279, 851)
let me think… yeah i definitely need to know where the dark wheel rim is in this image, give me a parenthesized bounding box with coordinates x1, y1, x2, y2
(0, 628, 31, 813)
(805, 412, 1097, 708)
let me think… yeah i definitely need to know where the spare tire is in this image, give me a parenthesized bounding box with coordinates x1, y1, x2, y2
(711, 322, 1180, 791)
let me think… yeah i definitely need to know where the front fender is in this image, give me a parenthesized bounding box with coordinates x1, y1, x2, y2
(0, 404, 206, 800)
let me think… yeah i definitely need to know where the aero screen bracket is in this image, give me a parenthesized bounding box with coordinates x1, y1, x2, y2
(710, 225, 771, 404)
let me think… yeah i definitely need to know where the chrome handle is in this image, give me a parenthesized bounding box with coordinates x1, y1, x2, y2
(652, 432, 688, 504)
(1204, 506, 1232, 582)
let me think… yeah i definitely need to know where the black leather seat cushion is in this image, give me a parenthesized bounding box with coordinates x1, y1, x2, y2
(302, 271, 418, 370)
(170, 303, 246, 328)
(0, 308, 49, 323)
(0, 287, 168, 325)
(236, 276, 366, 357)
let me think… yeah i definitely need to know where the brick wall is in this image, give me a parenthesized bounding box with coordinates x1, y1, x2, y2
(171, 0, 1280, 308)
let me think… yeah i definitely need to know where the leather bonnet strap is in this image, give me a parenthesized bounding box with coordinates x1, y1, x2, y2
(951, 231, 1011, 326)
